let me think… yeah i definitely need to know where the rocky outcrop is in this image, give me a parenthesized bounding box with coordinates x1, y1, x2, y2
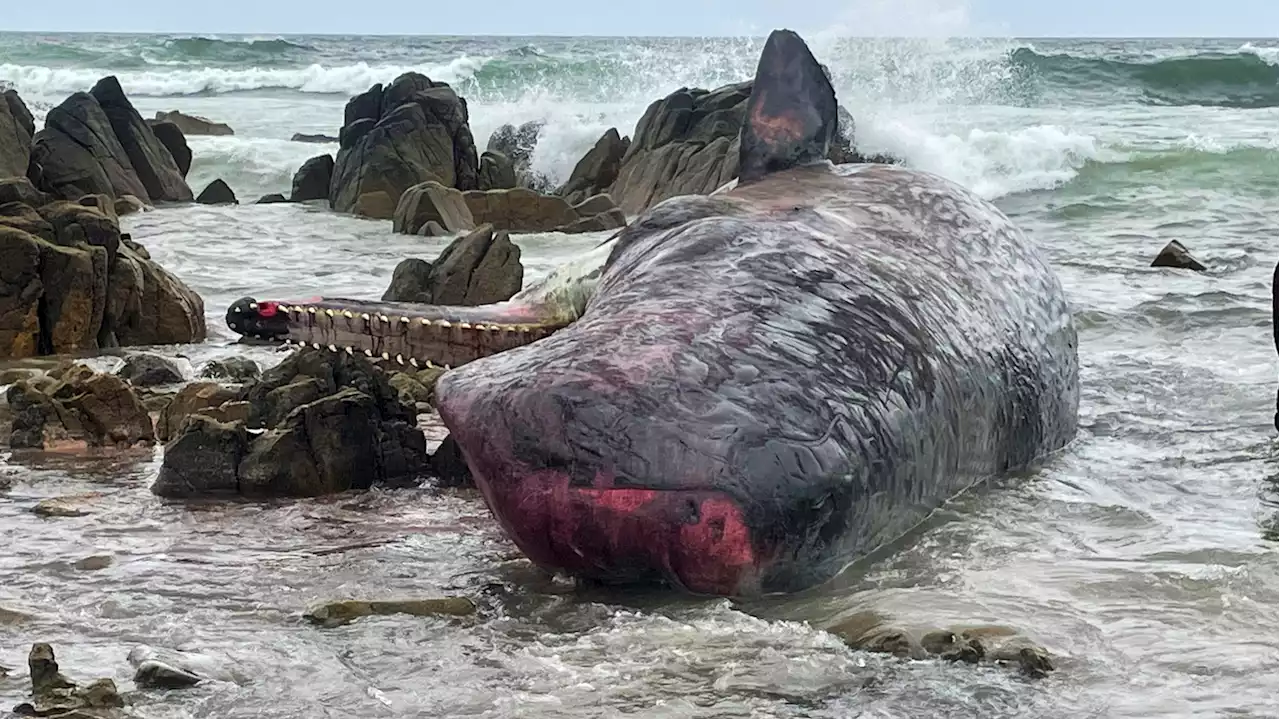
(147, 121, 191, 177)
(466, 187, 627, 235)
(392, 180, 474, 236)
(477, 150, 517, 191)
(94, 78, 193, 203)
(291, 154, 333, 202)
(155, 110, 234, 136)
(559, 128, 629, 205)
(0, 200, 205, 358)
(152, 349, 429, 499)
(607, 80, 886, 215)
(196, 179, 237, 204)
(30, 77, 193, 203)
(329, 72, 479, 218)
(6, 364, 154, 449)
(155, 380, 242, 442)
(0, 89, 35, 179)
(382, 223, 522, 306)
(486, 120, 552, 192)
(392, 181, 627, 236)
(256, 193, 287, 204)
(0, 177, 46, 207)
(291, 132, 338, 143)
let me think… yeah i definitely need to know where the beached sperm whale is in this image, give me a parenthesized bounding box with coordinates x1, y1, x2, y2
(225, 28, 1080, 597)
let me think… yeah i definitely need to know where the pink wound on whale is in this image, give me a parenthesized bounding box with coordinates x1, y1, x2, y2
(494, 469, 758, 596)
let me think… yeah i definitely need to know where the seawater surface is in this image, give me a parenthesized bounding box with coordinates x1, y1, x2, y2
(0, 32, 1277, 719)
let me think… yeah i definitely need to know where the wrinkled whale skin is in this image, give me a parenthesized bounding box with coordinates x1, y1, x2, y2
(434, 160, 1081, 597)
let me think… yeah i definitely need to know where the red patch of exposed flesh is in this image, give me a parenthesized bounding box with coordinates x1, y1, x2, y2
(485, 468, 758, 596)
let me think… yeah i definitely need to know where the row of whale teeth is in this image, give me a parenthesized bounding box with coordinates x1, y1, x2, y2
(278, 305, 537, 333)
(281, 339, 453, 370)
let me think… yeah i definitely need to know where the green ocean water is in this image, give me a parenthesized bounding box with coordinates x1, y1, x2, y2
(0, 32, 1276, 719)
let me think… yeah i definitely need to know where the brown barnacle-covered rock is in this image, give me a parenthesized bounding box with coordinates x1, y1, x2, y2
(152, 349, 429, 499)
(303, 597, 476, 628)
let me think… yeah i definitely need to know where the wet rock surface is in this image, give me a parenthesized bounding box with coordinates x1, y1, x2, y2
(12, 643, 124, 718)
(116, 352, 184, 387)
(6, 364, 154, 449)
(29, 77, 192, 204)
(289, 154, 333, 202)
(153, 110, 234, 136)
(304, 597, 477, 628)
(1151, 239, 1207, 271)
(153, 349, 429, 499)
(0, 200, 206, 359)
(195, 179, 237, 205)
(329, 72, 479, 217)
(382, 223, 522, 306)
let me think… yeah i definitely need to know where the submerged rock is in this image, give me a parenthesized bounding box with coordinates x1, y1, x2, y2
(116, 352, 184, 387)
(1151, 240, 1206, 271)
(196, 179, 237, 205)
(291, 132, 338, 144)
(304, 597, 477, 628)
(826, 613, 1055, 678)
(154, 110, 234, 136)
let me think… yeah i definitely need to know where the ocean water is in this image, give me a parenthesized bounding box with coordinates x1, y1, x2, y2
(0, 32, 1277, 719)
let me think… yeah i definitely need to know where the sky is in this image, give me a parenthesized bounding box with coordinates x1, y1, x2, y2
(4, 0, 1278, 38)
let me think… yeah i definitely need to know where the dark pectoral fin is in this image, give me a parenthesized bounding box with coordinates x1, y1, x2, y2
(737, 29, 840, 185)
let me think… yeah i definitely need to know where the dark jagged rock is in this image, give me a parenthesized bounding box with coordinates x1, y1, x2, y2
(291, 132, 338, 143)
(255, 193, 287, 204)
(147, 120, 191, 177)
(393, 180, 475, 235)
(329, 73, 480, 218)
(559, 128, 629, 206)
(608, 79, 891, 214)
(117, 352, 184, 387)
(0, 201, 205, 358)
(382, 224, 522, 306)
(0, 89, 34, 179)
(154, 110, 233, 136)
(290, 153, 333, 202)
(477, 150, 517, 191)
(486, 120, 552, 192)
(196, 179, 237, 204)
(92, 77, 194, 203)
(32, 90, 152, 202)
(429, 434, 472, 488)
(1151, 240, 1207, 271)
(153, 350, 429, 498)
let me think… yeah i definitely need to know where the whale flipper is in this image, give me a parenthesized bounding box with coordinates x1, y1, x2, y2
(737, 28, 840, 184)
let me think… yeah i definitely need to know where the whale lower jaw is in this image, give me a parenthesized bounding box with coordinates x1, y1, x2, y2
(225, 296, 569, 370)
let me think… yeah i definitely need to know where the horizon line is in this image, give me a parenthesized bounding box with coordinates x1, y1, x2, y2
(0, 29, 1274, 41)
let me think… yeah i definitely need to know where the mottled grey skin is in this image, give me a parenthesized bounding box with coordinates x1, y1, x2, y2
(434, 158, 1081, 596)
